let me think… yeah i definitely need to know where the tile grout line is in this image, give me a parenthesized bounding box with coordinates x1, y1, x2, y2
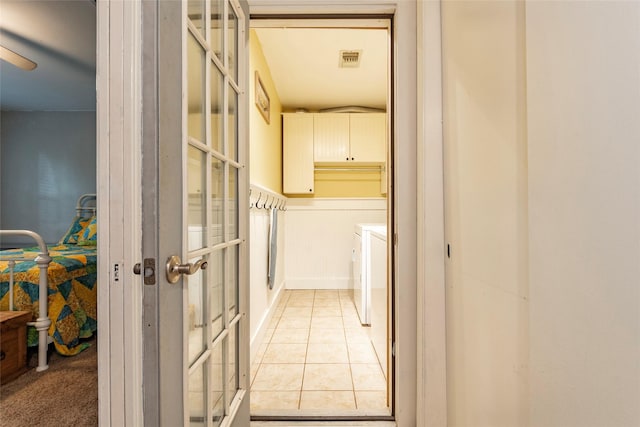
(340, 291, 359, 410)
(253, 289, 387, 413)
(298, 289, 314, 410)
(251, 290, 288, 399)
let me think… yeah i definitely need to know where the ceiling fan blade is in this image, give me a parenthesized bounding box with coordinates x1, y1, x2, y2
(0, 46, 37, 71)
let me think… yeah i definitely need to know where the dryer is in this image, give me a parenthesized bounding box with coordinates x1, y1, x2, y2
(352, 223, 386, 325)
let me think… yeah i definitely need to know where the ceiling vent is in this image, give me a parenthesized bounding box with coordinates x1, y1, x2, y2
(339, 50, 362, 68)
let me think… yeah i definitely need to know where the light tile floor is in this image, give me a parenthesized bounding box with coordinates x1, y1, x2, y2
(250, 289, 389, 415)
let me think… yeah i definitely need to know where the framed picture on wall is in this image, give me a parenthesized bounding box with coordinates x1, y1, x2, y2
(255, 71, 270, 124)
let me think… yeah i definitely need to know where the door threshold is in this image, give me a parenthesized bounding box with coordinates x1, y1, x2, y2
(251, 414, 395, 426)
(252, 416, 394, 421)
(251, 421, 395, 427)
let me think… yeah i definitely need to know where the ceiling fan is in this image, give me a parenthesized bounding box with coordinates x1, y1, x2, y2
(0, 45, 37, 71)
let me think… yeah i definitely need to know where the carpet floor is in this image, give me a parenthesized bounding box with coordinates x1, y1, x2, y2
(0, 339, 98, 427)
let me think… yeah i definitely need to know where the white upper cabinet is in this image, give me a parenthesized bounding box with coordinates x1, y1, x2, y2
(283, 112, 387, 194)
(283, 113, 315, 194)
(313, 113, 386, 164)
(313, 113, 351, 162)
(349, 113, 386, 163)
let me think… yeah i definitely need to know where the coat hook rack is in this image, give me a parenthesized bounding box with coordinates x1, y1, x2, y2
(249, 184, 288, 212)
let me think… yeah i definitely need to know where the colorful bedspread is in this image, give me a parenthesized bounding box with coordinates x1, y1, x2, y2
(0, 244, 97, 356)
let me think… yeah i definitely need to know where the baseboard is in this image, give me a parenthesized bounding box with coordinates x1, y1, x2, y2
(285, 278, 352, 290)
(250, 282, 285, 364)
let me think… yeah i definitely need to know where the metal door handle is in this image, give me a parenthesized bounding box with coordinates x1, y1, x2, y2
(166, 255, 208, 284)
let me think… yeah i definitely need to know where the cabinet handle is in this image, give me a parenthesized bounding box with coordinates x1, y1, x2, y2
(309, 188, 312, 192)
(351, 157, 354, 160)
(0, 350, 5, 361)
(346, 157, 349, 161)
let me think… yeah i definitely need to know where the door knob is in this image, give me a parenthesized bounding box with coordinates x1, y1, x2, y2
(165, 255, 208, 284)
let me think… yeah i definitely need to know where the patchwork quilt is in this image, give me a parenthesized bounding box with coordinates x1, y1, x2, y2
(0, 244, 97, 356)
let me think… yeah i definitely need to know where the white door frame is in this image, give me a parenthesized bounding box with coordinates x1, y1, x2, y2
(98, 0, 446, 426)
(416, 1, 447, 426)
(97, 0, 144, 425)
(248, 1, 446, 426)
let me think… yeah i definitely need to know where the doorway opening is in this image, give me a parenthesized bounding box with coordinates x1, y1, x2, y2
(0, 0, 98, 424)
(247, 16, 393, 420)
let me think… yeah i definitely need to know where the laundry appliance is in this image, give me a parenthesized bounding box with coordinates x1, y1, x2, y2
(352, 223, 386, 325)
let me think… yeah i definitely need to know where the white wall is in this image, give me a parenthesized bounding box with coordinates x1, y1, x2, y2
(0, 111, 96, 247)
(442, 1, 529, 425)
(249, 200, 286, 361)
(284, 198, 386, 290)
(526, 2, 640, 426)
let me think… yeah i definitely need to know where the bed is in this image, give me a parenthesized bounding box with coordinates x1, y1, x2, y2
(0, 194, 97, 372)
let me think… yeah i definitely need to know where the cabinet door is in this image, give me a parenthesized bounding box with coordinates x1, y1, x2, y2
(349, 113, 387, 163)
(314, 113, 350, 162)
(283, 114, 315, 194)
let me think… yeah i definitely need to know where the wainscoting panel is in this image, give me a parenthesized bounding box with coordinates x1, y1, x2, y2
(284, 198, 387, 290)
(250, 206, 286, 362)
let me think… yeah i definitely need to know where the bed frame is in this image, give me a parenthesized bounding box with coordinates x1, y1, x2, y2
(0, 193, 96, 372)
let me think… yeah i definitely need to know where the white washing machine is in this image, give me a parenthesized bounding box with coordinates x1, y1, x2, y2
(352, 223, 386, 325)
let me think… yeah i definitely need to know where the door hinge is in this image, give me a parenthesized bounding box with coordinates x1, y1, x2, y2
(392, 341, 396, 357)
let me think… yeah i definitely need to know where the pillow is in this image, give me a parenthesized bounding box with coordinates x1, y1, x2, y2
(59, 216, 92, 244)
(77, 216, 97, 246)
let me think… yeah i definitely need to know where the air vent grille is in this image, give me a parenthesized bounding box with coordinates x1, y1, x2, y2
(339, 50, 362, 68)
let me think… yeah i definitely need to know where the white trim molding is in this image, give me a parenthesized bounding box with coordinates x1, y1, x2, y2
(286, 197, 387, 211)
(247, 1, 445, 426)
(417, 0, 447, 426)
(249, 0, 397, 15)
(97, 0, 143, 425)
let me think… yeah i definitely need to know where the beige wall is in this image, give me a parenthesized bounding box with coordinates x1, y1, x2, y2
(526, 2, 640, 426)
(286, 168, 385, 199)
(250, 29, 283, 193)
(313, 170, 384, 198)
(442, 1, 529, 425)
(442, 1, 640, 426)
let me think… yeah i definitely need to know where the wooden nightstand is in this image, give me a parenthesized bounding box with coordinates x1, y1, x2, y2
(0, 311, 32, 384)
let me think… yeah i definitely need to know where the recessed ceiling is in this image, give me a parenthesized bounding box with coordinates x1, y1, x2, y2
(253, 27, 389, 111)
(0, 0, 96, 111)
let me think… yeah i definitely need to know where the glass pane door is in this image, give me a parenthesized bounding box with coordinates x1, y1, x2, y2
(145, 0, 248, 424)
(186, 0, 247, 425)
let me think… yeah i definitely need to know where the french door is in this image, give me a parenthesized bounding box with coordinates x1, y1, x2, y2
(141, 0, 250, 425)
